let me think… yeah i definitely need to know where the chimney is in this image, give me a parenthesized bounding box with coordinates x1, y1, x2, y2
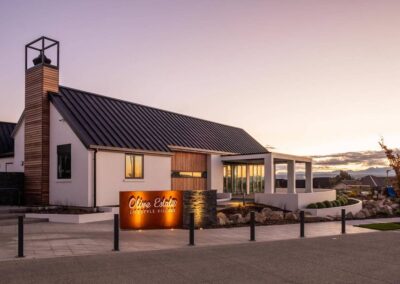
(24, 37, 59, 205)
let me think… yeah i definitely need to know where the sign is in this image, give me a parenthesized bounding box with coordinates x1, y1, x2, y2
(119, 190, 183, 230)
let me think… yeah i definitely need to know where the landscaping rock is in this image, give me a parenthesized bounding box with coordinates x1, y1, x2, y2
(284, 212, 298, 221)
(346, 212, 354, 219)
(383, 205, 393, 216)
(355, 211, 366, 219)
(261, 208, 273, 217)
(324, 215, 335, 221)
(391, 203, 399, 210)
(255, 212, 266, 223)
(360, 209, 371, 218)
(217, 212, 229, 225)
(229, 213, 245, 224)
(268, 211, 284, 221)
(244, 213, 251, 223)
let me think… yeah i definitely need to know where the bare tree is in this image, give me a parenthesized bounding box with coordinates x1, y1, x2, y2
(379, 138, 400, 188)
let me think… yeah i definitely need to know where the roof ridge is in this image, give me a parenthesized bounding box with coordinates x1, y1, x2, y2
(58, 85, 245, 131)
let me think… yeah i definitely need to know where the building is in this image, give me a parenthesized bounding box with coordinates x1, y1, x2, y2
(333, 180, 370, 191)
(1, 37, 330, 210)
(0, 122, 16, 172)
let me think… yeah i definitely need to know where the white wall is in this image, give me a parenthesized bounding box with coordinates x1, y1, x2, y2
(96, 151, 171, 206)
(13, 119, 24, 172)
(207, 154, 224, 193)
(49, 104, 91, 207)
(255, 190, 337, 211)
(0, 157, 14, 172)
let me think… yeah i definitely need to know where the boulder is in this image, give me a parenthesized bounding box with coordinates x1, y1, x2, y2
(255, 212, 266, 223)
(360, 208, 371, 218)
(261, 207, 273, 217)
(229, 213, 246, 224)
(346, 212, 354, 219)
(285, 212, 298, 221)
(269, 211, 284, 221)
(244, 213, 251, 223)
(383, 205, 393, 216)
(355, 211, 366, 219)
(217, 212, 229, 225)
(391, 203, 399, 210)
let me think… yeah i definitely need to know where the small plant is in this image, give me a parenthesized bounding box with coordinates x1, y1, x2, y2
(332, 200, 340, 207)
(307, 203, 317, 209)
(316, 202, 326, 209)
(336, 199, 343, 206)
(323, 200, 332, 208)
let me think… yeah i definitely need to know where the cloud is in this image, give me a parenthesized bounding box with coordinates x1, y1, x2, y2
(312, 149, 399, 169)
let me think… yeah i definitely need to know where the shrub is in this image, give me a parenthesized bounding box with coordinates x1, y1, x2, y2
(316, 202, 326, 209)
(323, 200, 332, 208)
(332, 200, 340, 207)
(336, 199, 343, 206)
(307, 203, 317, 209)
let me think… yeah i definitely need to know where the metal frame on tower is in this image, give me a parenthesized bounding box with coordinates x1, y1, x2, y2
(25, 36, 59, 70)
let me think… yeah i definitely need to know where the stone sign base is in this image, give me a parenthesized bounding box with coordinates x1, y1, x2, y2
(182, 190, 217, 229)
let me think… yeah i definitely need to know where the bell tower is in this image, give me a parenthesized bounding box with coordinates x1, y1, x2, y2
(24, 37, 59, 205)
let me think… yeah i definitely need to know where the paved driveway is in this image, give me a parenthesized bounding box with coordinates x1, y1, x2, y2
(0, 231, 399, 284)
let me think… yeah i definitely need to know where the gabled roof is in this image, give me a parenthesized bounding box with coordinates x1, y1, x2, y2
(49, 86, 268, 155)
(0, 121, 16, 157)
(360, 175, 387, 187)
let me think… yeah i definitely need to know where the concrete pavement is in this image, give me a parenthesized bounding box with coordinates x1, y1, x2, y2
(0, 231, 399, 284)
(2, 217, 395, 261)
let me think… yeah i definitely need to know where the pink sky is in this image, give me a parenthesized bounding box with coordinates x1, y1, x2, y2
(0, 0, 399, 171)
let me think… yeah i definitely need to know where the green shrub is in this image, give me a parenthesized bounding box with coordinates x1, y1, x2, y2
(336, 199, 343, 206)
(323, 200, 332, 208)
(332, 200, 340, 207)
(306, 203, 317, 209)
(395, 209, 400, 216)
(316, 202, 326, 209)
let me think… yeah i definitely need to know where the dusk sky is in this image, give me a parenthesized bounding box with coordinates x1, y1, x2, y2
(0, 0, 399, 173)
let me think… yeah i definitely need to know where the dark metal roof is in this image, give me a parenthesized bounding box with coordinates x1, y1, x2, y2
(0, 122, 16, 157)
(49, 86, 268, 154)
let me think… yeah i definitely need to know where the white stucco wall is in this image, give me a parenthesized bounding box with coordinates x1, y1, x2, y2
(0, 157, 14, 172)
(13, 119, 25, 172)
(96, 151, 172, 206)
(207, 154, 224, 193)
(49, 104, 91, 207)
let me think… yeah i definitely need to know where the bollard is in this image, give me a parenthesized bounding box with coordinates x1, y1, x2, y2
(341, 209, 346, 234)
(250, 211, 255, 241)
(113, 214, 119, 251)
(189, 212, 195, 246)
(17, 216, 24, 258)
(300, 211, 305, 238)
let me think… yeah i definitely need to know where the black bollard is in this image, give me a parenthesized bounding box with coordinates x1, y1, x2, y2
(250, 211, 255, 241)
(113, 214, 119, 251)
(17, 216, 24, 258)
(341, 209, 346, 234)
(189, 212, 195, 246)
(300, 211, 305, 238)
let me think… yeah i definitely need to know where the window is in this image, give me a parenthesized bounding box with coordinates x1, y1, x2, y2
(57, 144, 71, 179)
(171, 171, 207, 178)
(125, 154, 144, 179)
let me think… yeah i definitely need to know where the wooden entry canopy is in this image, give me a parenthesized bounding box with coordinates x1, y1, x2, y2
(171, 152, 207, 190)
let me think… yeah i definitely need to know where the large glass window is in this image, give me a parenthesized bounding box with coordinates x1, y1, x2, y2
(125, 154, 144, 179)
(57, 144, 71, 179)
(224, 164, 264, 194)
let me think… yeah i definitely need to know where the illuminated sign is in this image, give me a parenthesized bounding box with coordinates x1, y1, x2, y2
(119, 190, 183, 230)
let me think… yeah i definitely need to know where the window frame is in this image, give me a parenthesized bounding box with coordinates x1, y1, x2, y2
(57, 144, 71, 180)
(125, 154, 144, 179)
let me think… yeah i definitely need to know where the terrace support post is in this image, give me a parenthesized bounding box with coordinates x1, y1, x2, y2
(113, 214, 119, 251)
(287, 160, 296, 194)
(189, 212, 195, 246)
(264, 154, 275, 194)
(300, 211, 305, 238)
(17, 216, 24, 258)
(341, 209, 346, 234)
(250, 211, 255, 241)
(305, 162, 313, 193)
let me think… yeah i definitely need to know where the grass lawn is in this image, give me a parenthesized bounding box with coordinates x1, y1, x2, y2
(358, 222, 400, 231)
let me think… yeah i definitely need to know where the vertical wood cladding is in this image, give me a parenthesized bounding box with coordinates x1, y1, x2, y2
(24, 65, 59, 205)
(171, 152, 207, 191)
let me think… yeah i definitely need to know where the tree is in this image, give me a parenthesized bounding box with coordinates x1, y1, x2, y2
(331, 170, 353, 186)
(379, 138, 400, 188)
